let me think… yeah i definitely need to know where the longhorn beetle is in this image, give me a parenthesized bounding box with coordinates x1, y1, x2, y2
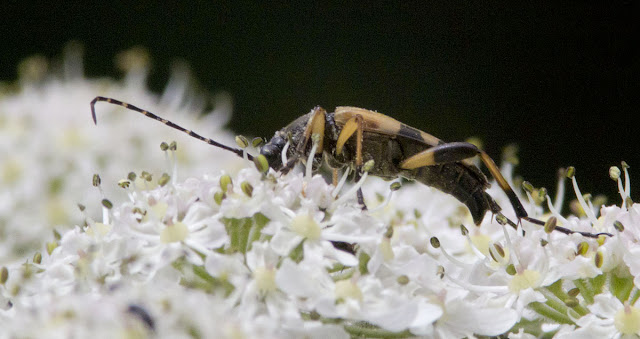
(90, 97, 610, 238)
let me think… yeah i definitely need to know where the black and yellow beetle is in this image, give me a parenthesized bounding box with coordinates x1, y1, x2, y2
(90, 97, 609, 238)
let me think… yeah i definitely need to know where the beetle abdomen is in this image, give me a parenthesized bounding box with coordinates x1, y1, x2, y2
(404, 164, 501, 225)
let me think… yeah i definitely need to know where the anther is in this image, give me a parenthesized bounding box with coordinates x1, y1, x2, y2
(609, 166, 621, 181)
(566, 166, 575, 179)
(241, 182, 253, 197)
(544, 217, 557, 234)
(92, 174, 101, 187)
(158, 173, 170, 187)
(235, 135, 249, 148)
(430, 237, 440, 249)
(101, 199, 113, 209)
(253, 154, 270, 174)
(220, 175, 232, 193)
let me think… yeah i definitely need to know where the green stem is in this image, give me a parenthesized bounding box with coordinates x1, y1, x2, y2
(343, 323, 413, 338)
(574, 279, 594, 305)
(540, 289, 570, 316)
(590, 274, 606, 294)
(546, 280, 589, 316)
(529, 302, 574, 325)
(546, 280, 568, 300)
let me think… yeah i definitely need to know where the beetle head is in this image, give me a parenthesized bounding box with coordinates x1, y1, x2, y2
(260, 132, 287, 170)
(260, 112, 315, 172)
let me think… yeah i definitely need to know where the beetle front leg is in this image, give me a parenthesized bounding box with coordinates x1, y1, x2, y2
(298, 106, 327, 155)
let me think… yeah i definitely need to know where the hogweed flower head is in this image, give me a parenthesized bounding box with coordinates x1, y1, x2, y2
(2, 48, 640, 338)
(0, 45, 242, 263)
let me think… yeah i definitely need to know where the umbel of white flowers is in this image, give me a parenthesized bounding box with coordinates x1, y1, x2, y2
(0, 46, 638, 338)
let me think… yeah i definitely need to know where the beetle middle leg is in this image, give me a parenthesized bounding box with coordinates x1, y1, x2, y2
(336, 114, 367, 208)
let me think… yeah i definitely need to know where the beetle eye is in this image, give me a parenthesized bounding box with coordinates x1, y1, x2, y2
(260, 143, 283, 170)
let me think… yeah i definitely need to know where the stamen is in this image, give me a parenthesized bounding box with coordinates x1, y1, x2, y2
(553, 168, 566, 213)
(369, 181, 400, 213)
(306, 136, 319, 180)
(525, 191, 538, 218)
(331, 167, 351, 198)
(171, 143, 178, 185)
(161, 141, 178, 185)
(616, 178, 627, 209)
(92, 174, 111, 225)
(446, 273, 509, 294)
(281, 140, 290, 168)
(100, 203, 110, 225)
(545, 195, 569, 225)
(462, 232, 487, 259)
(430, 237, 471, 269)
(623, 161, 631, 205)
(500, 222, 520, 268)
(235, 135, 250, 163)
(334, 171, 368, 206)
(570, 175, 597, 223)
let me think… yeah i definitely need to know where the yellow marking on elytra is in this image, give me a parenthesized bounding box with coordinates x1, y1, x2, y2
(416, 131, 440, 147)
(334, 106, 441, 146)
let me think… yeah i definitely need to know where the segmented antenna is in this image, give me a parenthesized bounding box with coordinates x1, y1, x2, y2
(90, 96, 252, 160)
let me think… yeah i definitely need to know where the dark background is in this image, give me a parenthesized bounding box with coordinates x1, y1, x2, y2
(3, 2, 638, 203)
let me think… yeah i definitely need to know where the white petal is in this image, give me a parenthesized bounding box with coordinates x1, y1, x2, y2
(363, 299, 420, 332)
(443, 301, 518, 336)
(409, 301, 444, 334)
(270, 230, 303, 256)
(275, 259, 330, 299)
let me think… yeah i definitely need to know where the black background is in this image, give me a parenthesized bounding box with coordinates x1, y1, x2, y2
(3, 2, 637, 203)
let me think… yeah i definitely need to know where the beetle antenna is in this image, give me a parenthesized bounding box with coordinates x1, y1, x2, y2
(90, 96, 252, 160)
(523, 216, 612, 238)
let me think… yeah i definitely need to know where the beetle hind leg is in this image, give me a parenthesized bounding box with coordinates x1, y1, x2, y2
(400, 141, 528, 220)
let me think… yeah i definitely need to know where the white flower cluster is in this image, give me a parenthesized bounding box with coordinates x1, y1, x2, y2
(1, 47, 639, 338)
(1, 158, 638, 338)
(0, 45, 242, 262)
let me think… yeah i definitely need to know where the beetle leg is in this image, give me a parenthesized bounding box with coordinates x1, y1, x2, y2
(297, 106, 326, 155)
(336, 115, 367, 209)
(335, 115, 364, 167)
(399, 142, 611, 238)
(400, 142, 479, 169)
(399, 142, 527, 220)
(478, 151, 528, 220)
(354, 116, 366, 209)
(335, 117, 358, 156)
